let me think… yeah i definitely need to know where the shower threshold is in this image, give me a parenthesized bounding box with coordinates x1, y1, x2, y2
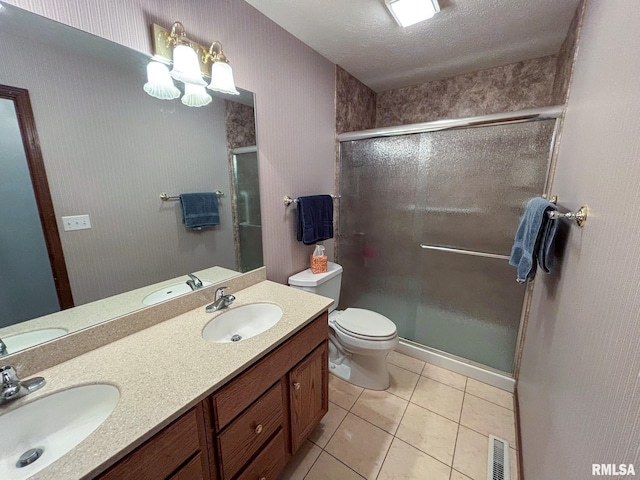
(396, 339, 515, 392)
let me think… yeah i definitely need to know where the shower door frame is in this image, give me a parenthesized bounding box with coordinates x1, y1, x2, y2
(336, 106, 563, 385)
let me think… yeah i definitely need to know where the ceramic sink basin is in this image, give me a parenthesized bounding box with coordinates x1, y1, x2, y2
(202, 303, 283, 343)
(0, 384, 120, 480)
(3, 328, 68, 353)
(142, 281, 212, 306)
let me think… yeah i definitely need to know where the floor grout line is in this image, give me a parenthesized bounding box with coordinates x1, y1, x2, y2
(323, 450, 367, 479)
(389, 360, 468, 392)
(393, 436, 453, 471)
(463, 390, 515, 412)
(300, 444, 323, 480)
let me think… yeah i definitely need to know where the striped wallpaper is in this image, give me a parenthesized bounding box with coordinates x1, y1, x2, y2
(519, 1, 640, 478)
(5, 0, 337, 285)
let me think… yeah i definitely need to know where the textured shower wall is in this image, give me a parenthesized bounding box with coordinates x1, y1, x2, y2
(5, 0, 337, 285)
(376, 55, 558, 127)
(224, 101, 256, 150)
(335, 66, 377, 134)
(552, 0, 584, 104)
(519, 1, 640, 478)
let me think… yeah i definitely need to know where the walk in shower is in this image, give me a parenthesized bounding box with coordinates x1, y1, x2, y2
(337, 108, 560, 375)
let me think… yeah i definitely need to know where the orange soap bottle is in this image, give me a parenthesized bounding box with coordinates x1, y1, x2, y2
(310, 244, 327, 274)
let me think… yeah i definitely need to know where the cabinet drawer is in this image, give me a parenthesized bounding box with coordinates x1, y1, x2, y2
(217, 381, 284, 480)
(98, 408, 201, 480)
(212, 312, 328, 430)
(170, 453, 205, 480)
(236, 429, 287, 480)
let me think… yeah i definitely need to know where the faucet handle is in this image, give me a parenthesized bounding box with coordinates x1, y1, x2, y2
(187, 273, 203, 289)
(215, 286, 230, 300)
(0, 366, 18, 384)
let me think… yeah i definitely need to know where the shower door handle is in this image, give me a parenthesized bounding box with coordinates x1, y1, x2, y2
(419, 244, 510, 260)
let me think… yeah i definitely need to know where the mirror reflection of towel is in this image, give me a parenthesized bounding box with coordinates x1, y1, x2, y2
(180, 192, 220, 229)
(296, 195, 334, 245)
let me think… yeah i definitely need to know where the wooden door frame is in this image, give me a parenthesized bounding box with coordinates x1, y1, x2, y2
(1, 84, 74, 310)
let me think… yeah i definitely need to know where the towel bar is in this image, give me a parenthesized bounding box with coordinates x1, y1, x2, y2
(160, 191, 224, 201)
(283, 194, 341, 206)
(547, 207, 588, 226)
(545, 195, 588, 227)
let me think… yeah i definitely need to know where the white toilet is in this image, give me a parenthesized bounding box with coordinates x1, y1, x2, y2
(288, 262, 398, 390)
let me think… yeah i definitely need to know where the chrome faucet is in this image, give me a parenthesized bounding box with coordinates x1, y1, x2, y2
(205, 286, 235, 313)
(186, 273, 203, 291)
(0, 338, 7, 357)
(1, 366, 45, 405)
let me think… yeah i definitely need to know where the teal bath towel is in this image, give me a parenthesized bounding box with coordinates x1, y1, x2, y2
(509, 197, 558, 283)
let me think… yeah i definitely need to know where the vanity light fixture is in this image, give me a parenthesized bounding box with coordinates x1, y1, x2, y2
(385, 0, 440, 28)
(205, 41, 240, 95)
(144, 21, 240, 105)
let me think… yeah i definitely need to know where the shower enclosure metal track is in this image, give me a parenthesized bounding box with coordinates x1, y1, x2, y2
(337, 105, 563, 142)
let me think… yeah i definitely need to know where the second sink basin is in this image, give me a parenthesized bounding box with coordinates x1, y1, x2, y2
(3, 328, 68, 353)
(0, 384, 120, 480)
(143, 281, 212, 306)
(202, 303, 283, 343)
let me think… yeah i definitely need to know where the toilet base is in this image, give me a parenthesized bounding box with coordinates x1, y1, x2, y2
(328, 349, 390, 390)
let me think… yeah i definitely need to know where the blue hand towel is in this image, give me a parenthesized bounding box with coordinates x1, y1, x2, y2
(179, 192, 220, 229)
(509, 197, 558, 283)
(296, 195, 334, 245)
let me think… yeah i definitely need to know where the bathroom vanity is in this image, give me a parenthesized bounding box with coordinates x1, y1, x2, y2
(98, 312, 328, 480)
(0, 276, 332, 480)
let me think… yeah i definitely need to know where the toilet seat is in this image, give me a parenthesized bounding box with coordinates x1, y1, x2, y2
(331, 308, 397, 341)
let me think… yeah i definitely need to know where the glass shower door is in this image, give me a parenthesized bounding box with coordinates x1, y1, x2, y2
(232, 148, 263, 272)
(339, 120, 555, 373)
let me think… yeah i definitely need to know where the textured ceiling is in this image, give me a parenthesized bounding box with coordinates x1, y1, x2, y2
(245, 0, 582, 92)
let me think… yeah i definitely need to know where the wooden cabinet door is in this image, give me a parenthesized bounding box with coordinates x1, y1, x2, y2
(97, 405, 211, 480)
(289, 341, 328, 453)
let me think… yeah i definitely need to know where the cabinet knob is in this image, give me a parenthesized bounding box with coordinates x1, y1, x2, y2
(255, 424, 263, 434)
(259, 477, 266, 480)
(293, 382, 301, 391)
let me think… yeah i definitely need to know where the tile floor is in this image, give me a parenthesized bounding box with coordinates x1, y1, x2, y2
(279, 350, 519, 480)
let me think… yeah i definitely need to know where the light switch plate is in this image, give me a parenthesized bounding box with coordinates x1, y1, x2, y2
(62, 214, 91, 231)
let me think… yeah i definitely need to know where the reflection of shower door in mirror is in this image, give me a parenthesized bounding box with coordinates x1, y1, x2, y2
(232, 147, 263, 272)
(0, 85, 72, 328)
(339, 120, 555, 373)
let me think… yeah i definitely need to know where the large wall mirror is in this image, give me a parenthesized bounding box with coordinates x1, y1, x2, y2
(0, 2, 263, 355)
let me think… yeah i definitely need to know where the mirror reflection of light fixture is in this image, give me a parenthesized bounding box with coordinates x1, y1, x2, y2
(181, 83, 212, 107)
(144, 21, 240, 105)
(385, 0, 440, 28)
(143, 61, 180, 100)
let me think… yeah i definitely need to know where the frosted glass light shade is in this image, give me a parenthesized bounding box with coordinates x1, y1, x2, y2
(170, 44, 207, 86)
(143, 61, 180, 100)
(208, 61, 239, 95)
(181, 83, 212, 107)
(385, 0, 440, 27)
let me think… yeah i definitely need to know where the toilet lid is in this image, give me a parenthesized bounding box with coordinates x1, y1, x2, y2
(333, 308, 397, 339)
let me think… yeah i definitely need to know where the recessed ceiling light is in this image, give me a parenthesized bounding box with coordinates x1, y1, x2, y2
(385, 0, 440, 28)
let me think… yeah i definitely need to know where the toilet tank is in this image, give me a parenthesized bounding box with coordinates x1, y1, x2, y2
(288, 262, 342, 313)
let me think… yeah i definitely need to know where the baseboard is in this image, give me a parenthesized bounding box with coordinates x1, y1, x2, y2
(514, 385, 525, 480)
(396, 339, 516, 392)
